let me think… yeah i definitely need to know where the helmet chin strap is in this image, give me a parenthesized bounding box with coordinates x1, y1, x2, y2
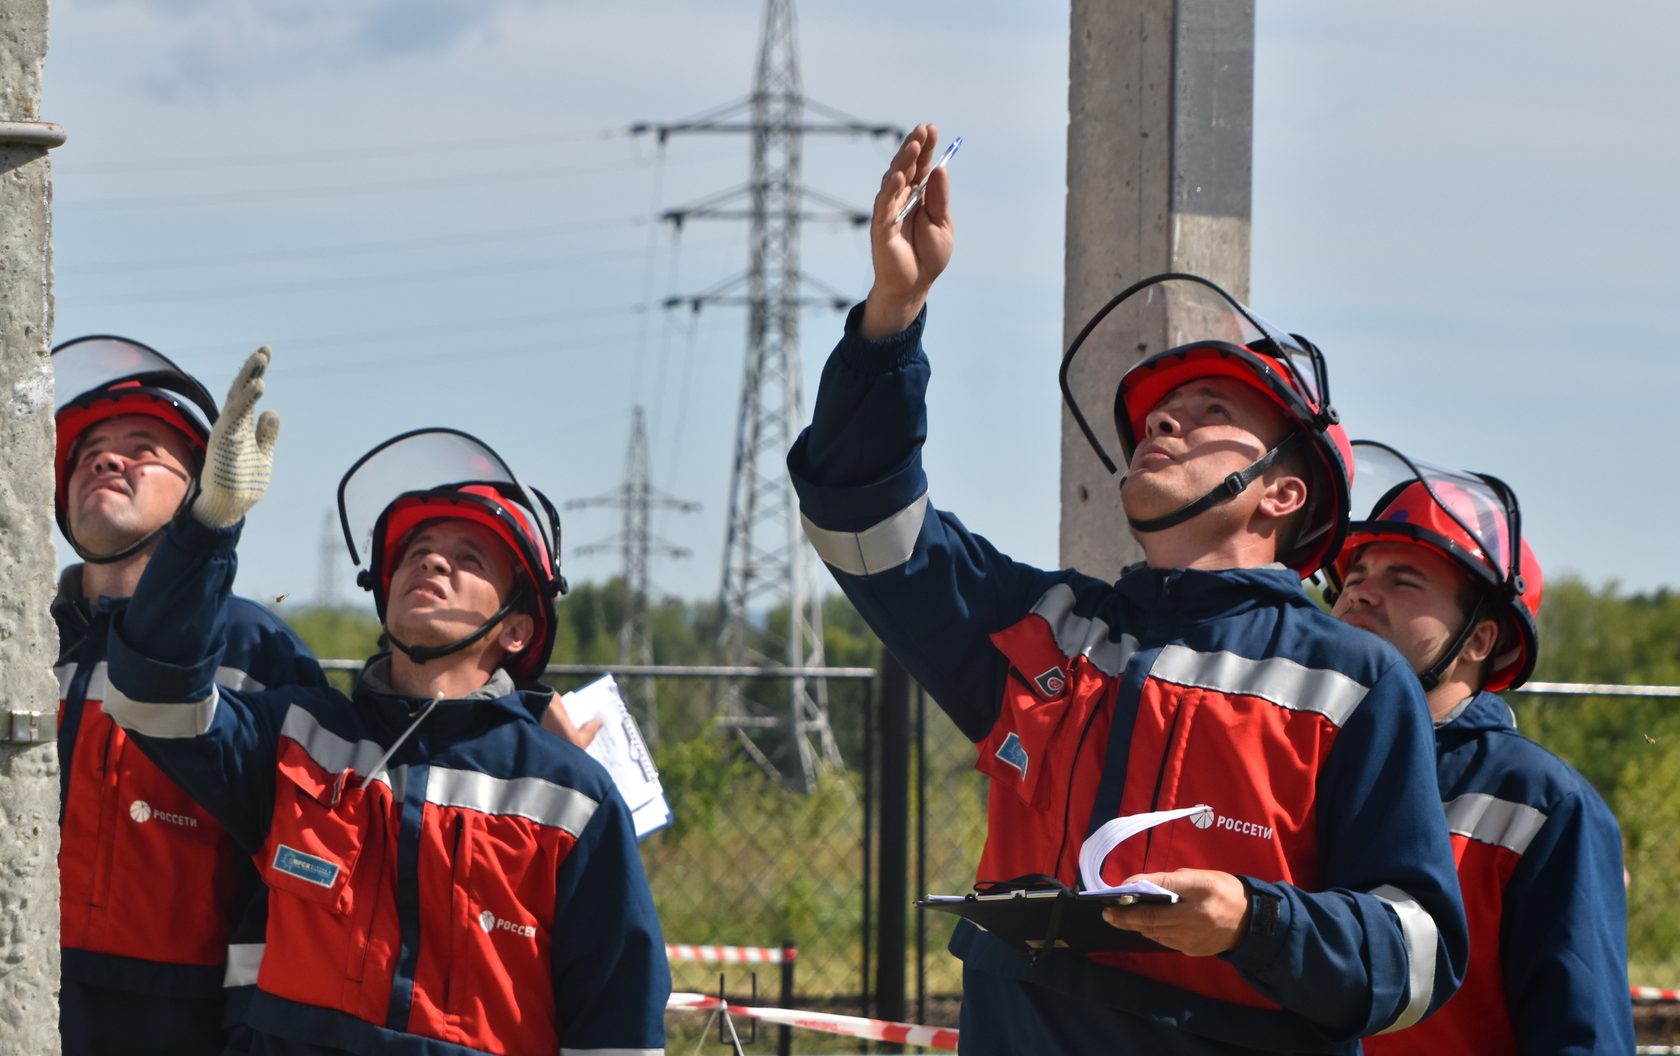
(384, 586, 526, 668)
(70, 478, 200, 565)
(1417, 592, 1489, 692)
(1125, 431, 1301, 535)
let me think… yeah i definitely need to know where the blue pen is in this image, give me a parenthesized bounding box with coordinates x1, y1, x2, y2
(893, 135, 962, 224)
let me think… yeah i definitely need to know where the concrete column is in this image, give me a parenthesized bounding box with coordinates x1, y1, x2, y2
(1061, 0, 1253, 580)
(1, 0, 64, 1049)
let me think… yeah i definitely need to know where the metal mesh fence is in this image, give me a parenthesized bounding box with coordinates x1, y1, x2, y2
(1509, 681, 1680, 1019)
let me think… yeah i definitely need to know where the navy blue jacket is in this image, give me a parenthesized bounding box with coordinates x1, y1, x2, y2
(103, 516, 670, 1056)
(788, 305, 1469, 1054)
(1364, 691, 1634, 1055)
(53, 563, 321, 1056)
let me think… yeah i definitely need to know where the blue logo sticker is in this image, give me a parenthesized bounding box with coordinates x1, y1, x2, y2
(995, 732, 1029, 781)
(1032, 666, 1067, 697)
(273, 845, 340, 888)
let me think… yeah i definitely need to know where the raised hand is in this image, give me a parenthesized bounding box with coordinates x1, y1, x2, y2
(860, 123, 956, 340)
(192, 346, 280, 529)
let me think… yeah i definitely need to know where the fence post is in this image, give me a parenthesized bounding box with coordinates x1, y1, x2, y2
(876, 648, 911, 1046)
(777, 938, 796, 1056)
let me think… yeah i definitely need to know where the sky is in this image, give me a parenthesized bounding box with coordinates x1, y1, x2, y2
(41, 0, 1680, 614)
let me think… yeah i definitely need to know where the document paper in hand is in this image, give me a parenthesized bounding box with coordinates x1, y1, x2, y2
(560, 675, 672, 839)
(1077, 803, 1214, 901)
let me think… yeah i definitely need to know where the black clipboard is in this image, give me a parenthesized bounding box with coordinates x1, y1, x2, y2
(917, 882, 1175, 957)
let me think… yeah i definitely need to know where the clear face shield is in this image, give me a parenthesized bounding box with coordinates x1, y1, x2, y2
(51, 335, 218, 428)
(1059, 273, 1331, 475)
(1343, 440, 1522, 592)
(336, 427, 559, 585)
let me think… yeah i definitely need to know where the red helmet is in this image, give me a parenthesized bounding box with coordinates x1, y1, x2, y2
(1330, 441, 1541, 692)
(1060, 274, 1353, 574)
(51, 335, 219, 560)
(339, 429, 566, 680)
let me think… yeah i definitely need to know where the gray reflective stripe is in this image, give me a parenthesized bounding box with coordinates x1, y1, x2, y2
(800, 492, 929, 576)
(1149, 645, 1368, 727)
(1027, 584, 1139, 677)
(58, 660, 108, 701)
(427, 766, 599, 837)
(278, 706, 401, 796)
(1370, 884, 1439, 1033)
(58, 660, 264, 701)
(54, 662, 79, 699)
(216, 665, 268, 693)
(561, 1048, 663, 1056)
(223, 943, 263, 987)
(104, 683, 219, 739)
(1445, 793, 1546, 856)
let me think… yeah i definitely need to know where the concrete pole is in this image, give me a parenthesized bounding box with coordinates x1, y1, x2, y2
(1060, 0, 1254, 579)
(1, 0, 65, 1048)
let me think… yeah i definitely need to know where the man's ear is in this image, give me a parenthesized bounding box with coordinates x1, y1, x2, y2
(1258, 468, 1308, 520)
(496, 612, 536, 655)
(1459, 617, 1501, 665)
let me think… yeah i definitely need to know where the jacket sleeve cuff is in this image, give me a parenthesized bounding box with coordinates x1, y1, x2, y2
(837, 300, 927, 374)
(1221, 875, 1293, 974)
(790, 443, 927, 536)
(108, 609, 223, 703)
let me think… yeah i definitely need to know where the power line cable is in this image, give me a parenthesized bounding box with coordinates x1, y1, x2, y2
(60, 147, 741, 211)
(65, 215, 651, 274)
(72, 235, 736, 306)
(629, 141, 670, 405)
(165, 303, 649, 357)
(59, 126, 625, 175)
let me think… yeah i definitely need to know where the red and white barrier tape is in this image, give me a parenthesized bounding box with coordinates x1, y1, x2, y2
(1634, 986, 1680, 1003)
(666, 943, 794, 965)
(668, 992, 959, 1051)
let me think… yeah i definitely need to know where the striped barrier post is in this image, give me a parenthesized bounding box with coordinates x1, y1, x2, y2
(666, 944, 799, 1053)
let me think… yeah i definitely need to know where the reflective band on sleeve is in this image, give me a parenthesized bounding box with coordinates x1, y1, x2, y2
(1445, 792, 1546, 856)
(1370, 884, 1439, 1033)
(1027, 584, 1139, 677)
(427, 766, 600, 836)
(104, 683, 220, 739)
(800, 492, 929, 576)
(1149, 645, 1368, 727)
(215, 665, 267, 692)
(223, 942, 264, 987)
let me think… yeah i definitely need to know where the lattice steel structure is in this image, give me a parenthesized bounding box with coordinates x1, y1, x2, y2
(566, 406, 698, 743)
(631, 0, 896, 788)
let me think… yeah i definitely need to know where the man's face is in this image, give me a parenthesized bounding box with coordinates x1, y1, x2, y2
(1120, 377, 1290, 523)
(65, 414, 196, 556)
(1331, 541, 1472, 675)
(385, 519, 522, 650)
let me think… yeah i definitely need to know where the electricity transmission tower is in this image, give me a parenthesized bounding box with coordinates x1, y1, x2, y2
(317, 510, 340, 608)
(566, 406, 699, 744)
(631, 0, 898, 789)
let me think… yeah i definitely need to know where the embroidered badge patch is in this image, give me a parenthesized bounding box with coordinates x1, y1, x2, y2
(273, 845, 340, 888)
(995, 732, 1029, 781)
(1032, 666, 1067, 697)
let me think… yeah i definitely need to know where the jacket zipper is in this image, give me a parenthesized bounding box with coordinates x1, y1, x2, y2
(89, 714, 123, 909)
(439, 814, 471, 1014)
(1049, 660, 1106, 884)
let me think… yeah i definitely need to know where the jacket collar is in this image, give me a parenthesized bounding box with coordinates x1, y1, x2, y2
(1434, 689, 1516, 734)
(1113, 561, 1309, 615)
(353, 654, 536, 736)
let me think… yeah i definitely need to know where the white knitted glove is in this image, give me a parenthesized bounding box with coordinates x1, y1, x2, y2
(192, 346, 280, 529)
